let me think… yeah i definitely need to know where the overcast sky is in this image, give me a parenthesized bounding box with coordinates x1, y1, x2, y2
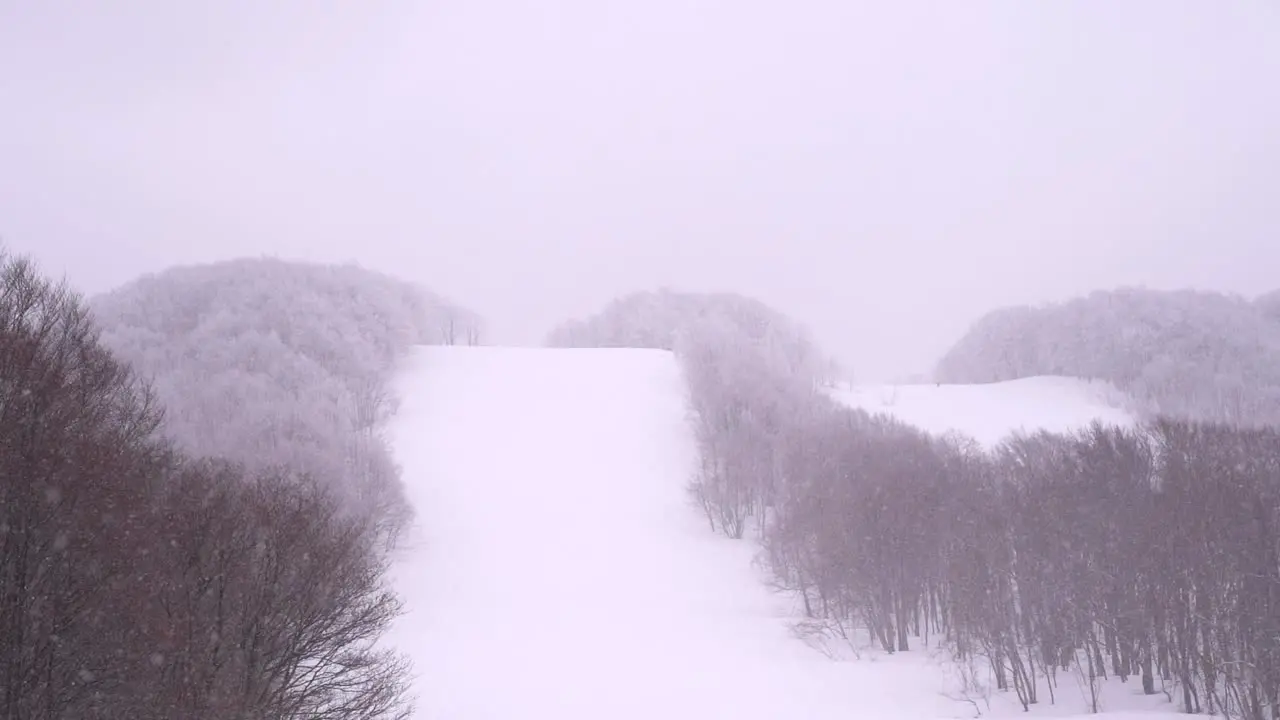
(1, 2, 1277, 380)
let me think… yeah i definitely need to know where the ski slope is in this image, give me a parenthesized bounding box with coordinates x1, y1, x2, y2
(384, 346, 965, 719)
(832, 376, 1134, 448)
(384, 347, 1177, 720)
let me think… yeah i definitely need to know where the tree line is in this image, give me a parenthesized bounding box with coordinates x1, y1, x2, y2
(935, 287, 1280, 429)
(89, 257, 477, 549)
(679, 321, 1280, 720)
(0, 253, 412, 718)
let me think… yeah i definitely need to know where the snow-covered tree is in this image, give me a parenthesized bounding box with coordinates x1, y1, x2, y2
(0, 250, 412, 718)
(936, 287, 1280, 428)
(546, 288, 837, 384)
(91, 257, 480, 541)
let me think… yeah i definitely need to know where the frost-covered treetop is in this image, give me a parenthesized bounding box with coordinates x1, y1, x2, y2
(545, 288, 839, 384)
(936, 286, 1280, 427)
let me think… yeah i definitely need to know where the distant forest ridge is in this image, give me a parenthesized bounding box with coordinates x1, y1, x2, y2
(90, 256, 483, 540)
(936, 286, 1280, 428)
(545, 287, 840, 384)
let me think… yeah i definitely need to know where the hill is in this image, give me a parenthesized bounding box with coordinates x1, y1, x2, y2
(934, 287, 1280, 427)
(90, 257, 482, 536)
(387, 346, 974, 718)
(545, 288, 838, 383)
(384, 346, 1197, 720)
(831, 375, 1133, 448)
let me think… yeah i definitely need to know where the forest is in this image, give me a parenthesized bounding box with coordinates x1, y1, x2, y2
(553, 289, 1280, 720)
(0, 253, 474, 718)
(91, 257, 483, 547)
(935, 287, 1280, 428)
(9, 254, 1280, 719)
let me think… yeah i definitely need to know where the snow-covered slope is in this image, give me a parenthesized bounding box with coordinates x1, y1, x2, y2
(384, 348, 1176, 719)
(384, 346, 964, 718)
(832, 375, 1134, 447)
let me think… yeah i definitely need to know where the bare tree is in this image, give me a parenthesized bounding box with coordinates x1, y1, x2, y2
(0, 252, 413, 719)
(151, 463, 413, 719)
(0, 252, 167, 718)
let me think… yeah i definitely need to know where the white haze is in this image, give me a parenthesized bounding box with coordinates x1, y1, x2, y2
(1, 1, 1277, 380)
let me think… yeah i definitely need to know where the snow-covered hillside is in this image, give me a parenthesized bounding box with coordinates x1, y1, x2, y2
(384, 347, 964, 717)
(832, 376, 1134, 447)
(384, 348, 1176, 719)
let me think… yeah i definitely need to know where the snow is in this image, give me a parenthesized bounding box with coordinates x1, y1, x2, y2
(831, 376, 1135, 448)
(385, 347, 1176, 719)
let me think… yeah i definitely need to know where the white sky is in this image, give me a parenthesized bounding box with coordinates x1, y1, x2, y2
(1, 1, 1277, 380)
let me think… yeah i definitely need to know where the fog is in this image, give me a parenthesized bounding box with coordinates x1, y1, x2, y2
(2, 1, 1277, 380)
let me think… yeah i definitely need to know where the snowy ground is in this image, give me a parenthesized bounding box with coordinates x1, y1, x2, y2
(385, 347, 1182, 719)
(831, 376, 1135, 448)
